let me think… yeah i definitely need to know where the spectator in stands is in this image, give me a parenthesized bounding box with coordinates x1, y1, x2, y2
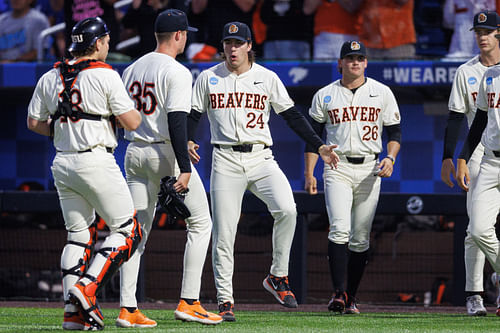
(304, 0, 362, 60)
(53, 0, 121, 54)
(259, 0, 312, 60)
(0, 0, 50, 62)
(188, 0, 256, 61)
(443, 0, 496, 59)
(357, 0, 416, 60)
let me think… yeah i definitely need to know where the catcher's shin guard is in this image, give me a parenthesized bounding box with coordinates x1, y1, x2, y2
(82, 217, 143, 294)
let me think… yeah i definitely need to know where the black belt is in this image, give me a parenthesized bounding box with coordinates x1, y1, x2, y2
(213, 144, 270, 153)
(151, 141, 167, 144)
(57, 147, 113, 153)
(493, 151, 500, 157)
(346, 153, 379, 164)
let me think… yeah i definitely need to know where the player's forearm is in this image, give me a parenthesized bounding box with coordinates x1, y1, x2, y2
(280, 107, 324, 151)
(459, 109, 487, 163)
(27, 116, 51, 136)
(386, 141, 401, 161)
(117, 109, 142, 131)
(168, 112, 192, 174)
(442, 111, 465, 160)
(304, 152, 319, 177)
(187, 109, 202, 142)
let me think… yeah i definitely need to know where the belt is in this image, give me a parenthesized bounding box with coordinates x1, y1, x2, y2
(493, 151, 500, 157)
(345, 153, 379, 164)
(57, 147, 113, 154)
(213, 144, 270, 153)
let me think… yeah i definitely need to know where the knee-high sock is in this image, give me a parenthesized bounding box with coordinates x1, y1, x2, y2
(328, 241, 348, 293)
(346, 249, 369, 298)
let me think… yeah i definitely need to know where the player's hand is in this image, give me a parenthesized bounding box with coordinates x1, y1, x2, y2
(456, 159, 470, 192)
(440, 158, 456, 188)
(305, 175, 318, 195)
(188, 140, 200, 164)
(375, 157, 394, 178)
(174, 172, 191, 193)
(318, 144, 339, 169)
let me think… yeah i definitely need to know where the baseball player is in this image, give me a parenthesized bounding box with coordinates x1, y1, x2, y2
(304, 40, 401, 314)
(189, 21, 339, 322)
(441, 11, 500, 316)
(119, 9, 222, 326)
(26, 17, 143, 330)
(456, 31, 500, 317)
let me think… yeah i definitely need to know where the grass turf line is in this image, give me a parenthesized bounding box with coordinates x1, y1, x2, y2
(0, 307, 498, 332)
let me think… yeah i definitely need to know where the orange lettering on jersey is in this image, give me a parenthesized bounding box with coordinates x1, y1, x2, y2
(495, 94, 500, 108)
(368, 107, 376, 121)
(210, 94, 217, 109)
(253, 94, 261, 109)
(217, 93, 225, 108)
(235, 92, 244, 107)
(342, 108, 350, 122)
(332, 109, 340, 123)
(226, 93, 235, 108)
(376, 108, 381, 120)
(471, 92, 478, 104)
(488, 92, 496, 108)
(360, 107, 368, 121)
(260, 95, 267, 110)
(350, 106, 359, 120)
(245, 93, 253, 108)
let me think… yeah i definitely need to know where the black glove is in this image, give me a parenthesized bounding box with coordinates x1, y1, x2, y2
(158, 176, 191, 220)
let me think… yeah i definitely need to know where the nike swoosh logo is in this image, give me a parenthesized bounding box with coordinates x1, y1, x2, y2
(269, 279, 278, 289)
(369, 94, 378, 97)
(194, 311, 209, 318)
(254, 81, 263, 85)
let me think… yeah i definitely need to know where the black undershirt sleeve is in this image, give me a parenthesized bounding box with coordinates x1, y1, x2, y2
(384, 123, 401, 144)
(279, 107, 324, 152)
(442, 111, 465, 160)
(459, 109, 488, 163)
(168, 111, 191, 173)
(187, 109, 202, 142)
(305, 118, 325, 153)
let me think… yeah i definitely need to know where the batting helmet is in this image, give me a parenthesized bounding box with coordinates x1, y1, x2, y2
(68, 17, 109, 53)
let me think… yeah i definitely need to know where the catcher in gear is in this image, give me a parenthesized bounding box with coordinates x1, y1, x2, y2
(158, 176, 191, 220)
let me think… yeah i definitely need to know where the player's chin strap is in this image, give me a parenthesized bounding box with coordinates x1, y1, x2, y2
(50, 59, 115, 136)
(81, 217, 143, 295)
(61, 222, 98, 278)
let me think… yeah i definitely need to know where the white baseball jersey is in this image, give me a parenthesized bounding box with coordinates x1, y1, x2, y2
(309, 78, 400, 156)
(449, 55, 487, 127)
(191, 62, 294, 146)
(122, 52, 192, 142)
(28, 62, 134, 152)
(476, 65, 500, 152)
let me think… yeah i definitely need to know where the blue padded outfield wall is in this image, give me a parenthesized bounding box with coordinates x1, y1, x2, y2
(0, 60, 467, 194)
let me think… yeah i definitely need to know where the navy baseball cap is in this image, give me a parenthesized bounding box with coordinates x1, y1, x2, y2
(155, 9, 198, 33)
(340, 40, 366, 59)
(470, 10, 500, 30)
(222, 22, 252, 43)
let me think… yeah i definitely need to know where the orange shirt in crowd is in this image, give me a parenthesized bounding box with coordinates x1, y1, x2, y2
(314, 0, 358, 36)
(358, 0, 416, 49)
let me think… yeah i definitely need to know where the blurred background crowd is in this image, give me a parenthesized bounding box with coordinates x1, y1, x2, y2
(1, 0, 498, 64)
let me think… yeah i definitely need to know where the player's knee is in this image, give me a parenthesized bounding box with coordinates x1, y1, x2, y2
(348, 241, 370, 253)
(272, 204, 297, 223)
(469, 223, 488, 242)
(328, 231, 349, 244)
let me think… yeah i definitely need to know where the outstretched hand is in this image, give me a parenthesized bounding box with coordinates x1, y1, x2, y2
(318, 144, 339, 169)
(188, 140, 200, 164)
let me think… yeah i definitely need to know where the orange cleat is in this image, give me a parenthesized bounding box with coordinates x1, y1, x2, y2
(115, 308, 157, 328)
(174, 300, 222, 325)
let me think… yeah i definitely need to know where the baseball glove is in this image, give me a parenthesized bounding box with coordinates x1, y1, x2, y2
(157, 176, 191, 220)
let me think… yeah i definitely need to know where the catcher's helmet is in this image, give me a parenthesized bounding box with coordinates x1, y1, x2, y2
(68, 17, 109, 53)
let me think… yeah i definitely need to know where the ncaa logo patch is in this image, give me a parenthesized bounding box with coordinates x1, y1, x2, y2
(323, 96, 331, 103)
(209, 77, 218, 85)
(228, 24, 238, 34)
(468, 77, 477, 85)
(478, 13, 487, 23)
(350, 41, 361, 51)
(486, 77, 493, 85)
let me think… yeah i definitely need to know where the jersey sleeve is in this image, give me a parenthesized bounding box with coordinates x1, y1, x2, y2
(476, 72, 489, 112)
(164, 66, 192, 113)
(191, 70, 209, 113)
(448, 66, 467, 113)
(27, 71, 52, 121)
(382, 85, 400, 126)
(268, 71, 294, 113)
(308, 89, 328, 123)
(106, 70, 136, 116)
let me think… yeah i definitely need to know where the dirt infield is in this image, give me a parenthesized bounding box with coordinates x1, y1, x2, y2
(1, 301, 497, 314)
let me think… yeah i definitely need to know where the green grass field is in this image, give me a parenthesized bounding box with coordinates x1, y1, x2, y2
(0, 307, 499, 332)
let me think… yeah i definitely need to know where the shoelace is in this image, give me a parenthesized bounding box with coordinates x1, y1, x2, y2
(272, 276, 291, 291)
(220, 303, 232, 312)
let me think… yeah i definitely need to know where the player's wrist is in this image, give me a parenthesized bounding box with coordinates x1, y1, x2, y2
(385, 155, 395, 165)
